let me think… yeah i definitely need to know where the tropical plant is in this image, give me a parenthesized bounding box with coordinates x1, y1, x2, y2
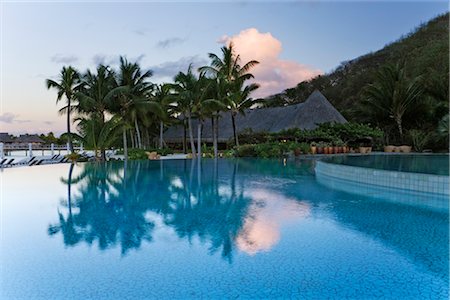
(227, 81, 260, 146)
(75, 65, 116, 119)
(46, 66, 81, 153)
(108, 56, 162, 159)
(360, 63, 424, 142)
(172, 65, 212, 157)
(153, 84, 175, 149)
(200, 43, 259, 147)
(408, 129, 429, 152)
(76, 115, 123, 160)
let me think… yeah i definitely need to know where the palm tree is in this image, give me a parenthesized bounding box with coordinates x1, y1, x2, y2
(199, 43, 259, 146)
(76, 65, 116, 121)
(75, 65, 117, 159)
(172, 66, 201, 157)
(361, 63, 424, 142)
(46, 66, 80, 153)
(108, 57, 160, 159)
(227, 81, 260, 147)
(75, 115, 123, 160)
(154, 84, 175, 149)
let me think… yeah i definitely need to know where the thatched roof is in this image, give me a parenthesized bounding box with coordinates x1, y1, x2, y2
(0, 133, 14, 143)
(165, 90, 347, 143)
(16, 134, 44, 144)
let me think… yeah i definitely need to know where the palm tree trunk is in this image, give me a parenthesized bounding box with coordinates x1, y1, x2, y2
(231, 113, 239, 147)
(183, 119, 187, 154)
(101, 149, 106, 161)
(134, 118, 142, 149)
(197, 120, 202, 158)
(146, 129, 150, 149)
(212, 116, 218, 158)
(396, 116, 403, 142)
(130, 129, 135, 149)
(187, 112, 196, 157)
(122, 129, 128, 160)
(215, 114, 219, 155)
(159, 121, 164, 149)
(67, 98, 74, 153)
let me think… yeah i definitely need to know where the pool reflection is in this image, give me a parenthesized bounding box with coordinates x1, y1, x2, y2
(48, 159, 312, 259)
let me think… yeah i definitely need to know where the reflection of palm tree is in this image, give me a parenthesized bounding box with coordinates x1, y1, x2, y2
(48, 160, 253, 260)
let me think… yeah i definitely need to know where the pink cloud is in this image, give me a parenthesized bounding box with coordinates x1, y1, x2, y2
(219, 28, 322, 98)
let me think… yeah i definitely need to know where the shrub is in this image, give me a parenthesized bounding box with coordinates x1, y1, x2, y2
(235, 144, 257, 157)
(127, 148, 148, 160)
(409, 129, 429, 152)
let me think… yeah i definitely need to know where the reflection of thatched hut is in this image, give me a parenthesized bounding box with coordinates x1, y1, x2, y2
(165, 90, 347, 145)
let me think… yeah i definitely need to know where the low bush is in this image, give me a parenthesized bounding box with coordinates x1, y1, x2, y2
(235, 144, 257, 157)
(116, 147, 175, 159)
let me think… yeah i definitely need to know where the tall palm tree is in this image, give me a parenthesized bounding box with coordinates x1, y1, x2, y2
(154, 84, 175, 149)
(172, 66, 200, 157)
(75, 65, 117, 159)
(361, 63, 424, 142)
(76, 65, 116, 121)
(199, 43, 259, 146)
(46, 66, 80, 153)
(227, 81, 260, 147)
(108, 57, 160, 159)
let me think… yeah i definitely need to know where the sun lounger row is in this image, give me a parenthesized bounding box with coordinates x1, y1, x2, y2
(0, 155, 70, 168)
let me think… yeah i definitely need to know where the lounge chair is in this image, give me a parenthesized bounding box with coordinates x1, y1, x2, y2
(1, 158, 15, 168)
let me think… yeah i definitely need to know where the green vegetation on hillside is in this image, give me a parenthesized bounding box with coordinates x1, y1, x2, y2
(261, 13, 448, 148)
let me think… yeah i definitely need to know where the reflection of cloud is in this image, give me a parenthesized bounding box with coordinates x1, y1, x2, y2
(219, 28, 322, 98)
(0, 112, 31, 124)
(156, 37, 186, 49)
(150, 55, 208, 79)
(236, 189, 310, 255)
(170, 177, 183, 189)
(51, 54, 78, 64)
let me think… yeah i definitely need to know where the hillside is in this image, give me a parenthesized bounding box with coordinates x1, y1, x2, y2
(261, 13, 449, 120)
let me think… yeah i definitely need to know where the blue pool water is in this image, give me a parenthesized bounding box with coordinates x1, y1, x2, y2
(324, 154, 449, 175)
(1, 159, 448, 299)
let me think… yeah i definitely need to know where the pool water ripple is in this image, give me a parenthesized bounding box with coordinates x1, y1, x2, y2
(1, 159, 448, 299)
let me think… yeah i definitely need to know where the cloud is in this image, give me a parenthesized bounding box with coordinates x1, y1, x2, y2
(156, 37, 186, 49)
(218, 28, 322, 98)
(133, 28, 151, 36)
(43, 121, 54, 125)
(150, 55, 208, 79)
(0, 113, 31, 124)
(92, 54, 145, 66)
(50, 54, 79, 64)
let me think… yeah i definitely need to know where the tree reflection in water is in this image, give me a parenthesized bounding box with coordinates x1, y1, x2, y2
(48, 159, 313, 259)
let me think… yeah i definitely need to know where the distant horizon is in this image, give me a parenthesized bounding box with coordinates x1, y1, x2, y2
(1, 1, 448, 135)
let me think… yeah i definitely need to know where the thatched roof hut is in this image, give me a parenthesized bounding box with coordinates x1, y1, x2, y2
(16, 134, 44, 144)
(164, 90, 347, 143)
(0, 133, 14, 143)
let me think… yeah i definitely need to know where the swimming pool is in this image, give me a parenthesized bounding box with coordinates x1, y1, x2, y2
(316, 154, 449, 196)
(1, 159, 448, 299)
(324, 154, 449, 175)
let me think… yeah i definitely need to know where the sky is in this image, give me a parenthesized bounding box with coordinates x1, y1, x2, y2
(0, 1, 448, 135)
